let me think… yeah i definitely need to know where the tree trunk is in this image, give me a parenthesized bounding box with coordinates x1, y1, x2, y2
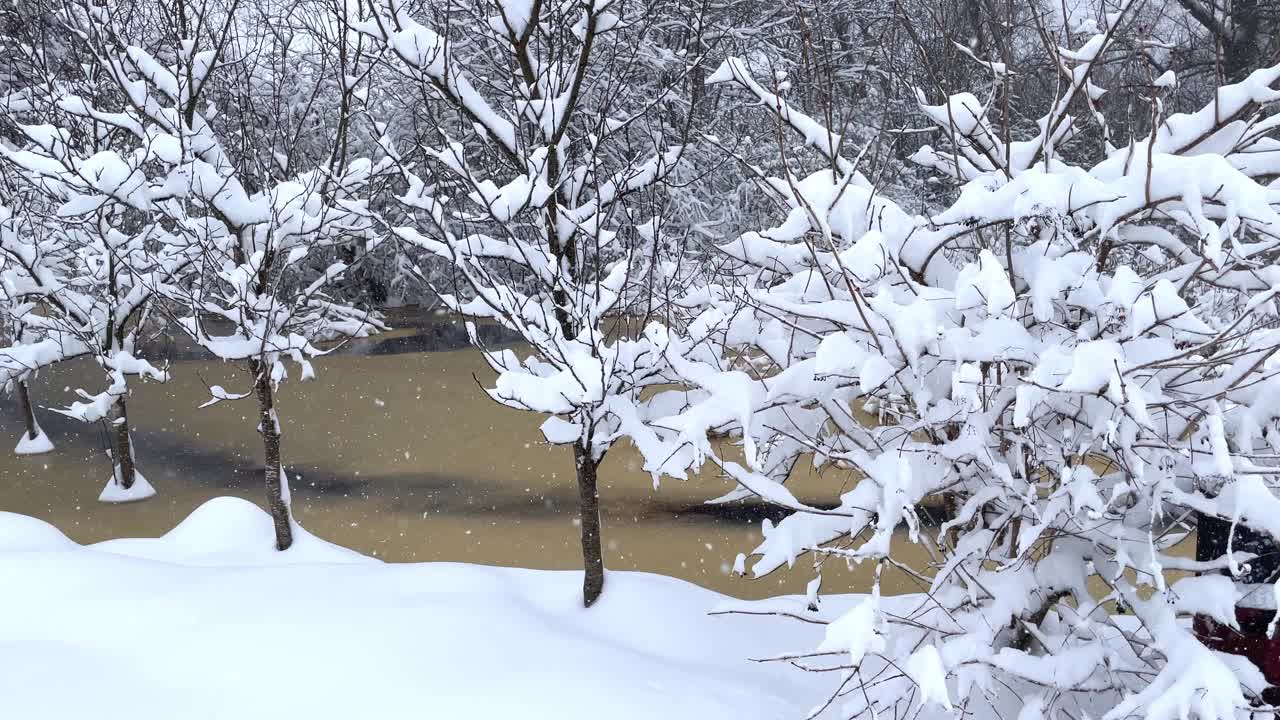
(1223, 0, 1261, 84)
(17, 380, 38, 441)
(251, 358, 293, 551)
(111, 394, 136, 490)
(574, 444, 605, 607)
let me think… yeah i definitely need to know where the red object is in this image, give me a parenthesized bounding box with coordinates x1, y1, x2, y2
(1195, 607, 1280, 703)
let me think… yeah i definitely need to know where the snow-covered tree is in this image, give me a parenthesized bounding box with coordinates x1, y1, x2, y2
(634, 4, 1280, 716)
(151, 0, 387, 550)
(0, 49, 190, 499)
(0, 217, 55, 457)
(360, 0, 712, 605)
(0, 155, 172, 501)
(2, 0, 385, 539)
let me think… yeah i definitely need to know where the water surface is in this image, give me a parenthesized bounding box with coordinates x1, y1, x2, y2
(1, 310, 929, 598)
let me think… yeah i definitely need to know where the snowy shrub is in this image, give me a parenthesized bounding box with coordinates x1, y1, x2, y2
(631, 6, 1280, 718)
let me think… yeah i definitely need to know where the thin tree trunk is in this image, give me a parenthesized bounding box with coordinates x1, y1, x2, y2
(17, 380, 38, 441)
(251, 358, 293, 551)
(574, 444, 605, 607)
(112, 394, 136, 490)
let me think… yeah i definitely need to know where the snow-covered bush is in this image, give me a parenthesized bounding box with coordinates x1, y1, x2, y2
(633, 6, 1280, 717)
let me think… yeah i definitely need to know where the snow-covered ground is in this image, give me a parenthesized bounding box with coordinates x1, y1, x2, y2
(0, 497, 829, 720)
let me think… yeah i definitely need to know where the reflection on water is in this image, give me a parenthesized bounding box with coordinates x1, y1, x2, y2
(0, 310, 926, 599)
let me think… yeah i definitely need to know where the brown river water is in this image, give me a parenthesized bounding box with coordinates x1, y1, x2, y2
(0, 309, 929, 599)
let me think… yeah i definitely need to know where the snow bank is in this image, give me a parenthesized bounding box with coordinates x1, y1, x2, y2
(0, 512, 76, 551)
(0, 498, 825, 720)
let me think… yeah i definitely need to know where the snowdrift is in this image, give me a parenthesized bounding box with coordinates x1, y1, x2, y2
(0, 498, 825, 720)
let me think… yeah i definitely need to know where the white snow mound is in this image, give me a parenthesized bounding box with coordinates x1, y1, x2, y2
(0, 512, 77, 552)
(92, 496, 370, 566)
(97, 469, 157, 504)
(14, 428, 54, 455)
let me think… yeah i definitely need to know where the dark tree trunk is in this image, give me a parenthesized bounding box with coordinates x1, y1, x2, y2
(17, 380, 38, 441)
(250, 358, 293, 551)
(112, 395, 136, 490)
(574, 444, 605, 607)
(1223, 0, 1261, 84)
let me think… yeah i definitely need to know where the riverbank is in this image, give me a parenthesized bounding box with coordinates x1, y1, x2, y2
(0, 498, 830, 720)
